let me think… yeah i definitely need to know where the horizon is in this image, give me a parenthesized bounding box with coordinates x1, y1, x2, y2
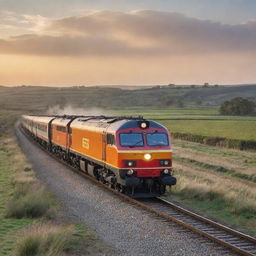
(1, 83, 256, 88)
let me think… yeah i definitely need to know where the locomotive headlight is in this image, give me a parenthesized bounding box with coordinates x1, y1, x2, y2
(127, 169, 134, 175)
(125, 160, 136, 167)
(163, 169, 169, 174)
(138, 121, 149, 129)
(144, 153, 151, 160)
(160, 160, 170, 166)
(140, 122, 147, 129)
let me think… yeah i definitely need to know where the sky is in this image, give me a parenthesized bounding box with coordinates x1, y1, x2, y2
(0, 0, 256, 86)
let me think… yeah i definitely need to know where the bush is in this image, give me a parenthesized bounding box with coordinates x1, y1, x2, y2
(16, 236, 40, 256)
(15, 224, 79, 256)
(6, 184, 57, 218)
(219, 97, 255, 116)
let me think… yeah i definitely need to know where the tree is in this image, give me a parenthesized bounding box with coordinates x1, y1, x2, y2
(219, 97, 255, 116)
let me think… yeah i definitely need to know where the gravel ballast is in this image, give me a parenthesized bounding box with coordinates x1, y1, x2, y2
(15, 126, 237, 256)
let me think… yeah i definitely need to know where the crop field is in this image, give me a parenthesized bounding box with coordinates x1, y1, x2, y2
(162, 120, 256, 140)
(113, 108, 256, 141)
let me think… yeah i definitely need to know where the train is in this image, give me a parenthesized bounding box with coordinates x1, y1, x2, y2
(21, 115, 176, 198)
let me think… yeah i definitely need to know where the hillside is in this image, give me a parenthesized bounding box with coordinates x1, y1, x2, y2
(0, 85, 255, 112)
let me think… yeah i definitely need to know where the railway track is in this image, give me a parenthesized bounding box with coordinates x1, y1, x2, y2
(139, 198, 256, 256)
(18, 125, 256, 256)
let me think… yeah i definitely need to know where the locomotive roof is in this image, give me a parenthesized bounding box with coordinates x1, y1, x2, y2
(52, 117, 72, 126)
(23, 115, 167, 132)
(70, 118, 166, 133)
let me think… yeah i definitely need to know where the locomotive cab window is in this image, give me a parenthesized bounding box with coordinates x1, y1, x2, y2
(146, 132, 169, 146)
(120, 133, 144, 147)
(107, 134, 115, 145)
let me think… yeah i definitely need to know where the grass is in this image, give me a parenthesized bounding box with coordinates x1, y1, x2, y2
(175, 156, 256, 183)
(0, 134, 107, 256)
(0, 138, 35, 256)
(162, 120, 256, 141)
(6, 183, 57, 219)
(166, 140, 256, 236)
(173, 140, 256, 173)
(15, 223, 93, 256)
(112, 107, 256, 141)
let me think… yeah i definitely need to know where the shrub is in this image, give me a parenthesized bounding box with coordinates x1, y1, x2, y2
(23, 167, 32, 172)
(6, 184, 57, 219)
(219, 97, 255, 116)
(16, 236, 40, 256)
(15, 224, 79, 256)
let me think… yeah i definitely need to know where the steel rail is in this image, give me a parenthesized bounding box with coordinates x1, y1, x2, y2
(17, 125, 256, 256)
(140, 197, 256, 256)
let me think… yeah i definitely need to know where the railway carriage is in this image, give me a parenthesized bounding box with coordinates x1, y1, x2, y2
(21, 115, 176, 198)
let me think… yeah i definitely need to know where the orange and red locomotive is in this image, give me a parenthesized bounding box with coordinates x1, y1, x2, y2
(21, 115, 176, 197)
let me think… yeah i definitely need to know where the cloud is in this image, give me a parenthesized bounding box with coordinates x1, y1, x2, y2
(0, 10, 256, 56)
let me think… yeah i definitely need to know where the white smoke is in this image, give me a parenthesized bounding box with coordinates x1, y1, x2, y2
(46, 105, 112, 116)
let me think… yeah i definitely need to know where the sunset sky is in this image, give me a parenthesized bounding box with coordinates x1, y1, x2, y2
(1, 0, 256, 86)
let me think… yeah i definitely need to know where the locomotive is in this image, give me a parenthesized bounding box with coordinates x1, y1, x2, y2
(21, 115, 176, 198)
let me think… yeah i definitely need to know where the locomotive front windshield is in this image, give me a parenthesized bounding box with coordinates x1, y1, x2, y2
(146, 133, 169, 146)
(120, 133, 144, 147)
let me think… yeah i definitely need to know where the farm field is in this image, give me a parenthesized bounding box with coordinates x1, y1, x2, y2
(113, 108, 256, 141)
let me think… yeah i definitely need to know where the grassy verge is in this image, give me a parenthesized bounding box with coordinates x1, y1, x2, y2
(166, 144, 256, 236)
(0, 138, 34, 256)
(0, 136, 110, 256)
(14, 222, 99, 256)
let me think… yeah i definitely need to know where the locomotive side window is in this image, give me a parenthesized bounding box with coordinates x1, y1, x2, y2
(37, 124, 47, 132)
(56, 126, 66, 133)
(146, 133, 169, 146)
(120, 133, 144, 147)
(107, 134, 115, 145)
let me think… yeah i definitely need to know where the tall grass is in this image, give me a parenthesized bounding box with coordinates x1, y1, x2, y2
(170, 164, 256, 234)
(176, 156, 256, 183)
(6, 183, 57, 219)
(15, 223, 80, 256)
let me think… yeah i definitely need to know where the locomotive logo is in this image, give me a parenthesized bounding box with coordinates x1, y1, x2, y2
(82, 138, 89, 149)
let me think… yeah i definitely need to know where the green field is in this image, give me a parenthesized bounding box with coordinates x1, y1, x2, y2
(112, 108, 256, 141)
(162, 120, 256, 140)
